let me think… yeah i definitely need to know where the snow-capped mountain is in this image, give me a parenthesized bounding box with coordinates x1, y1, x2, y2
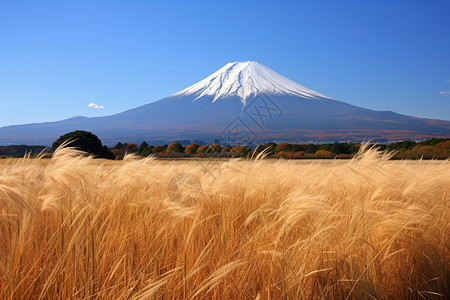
(0, 61, 449, 146)
(174, 61, 329, 104)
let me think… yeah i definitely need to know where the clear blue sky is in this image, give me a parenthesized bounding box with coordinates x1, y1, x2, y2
(1, 0, 449, 127)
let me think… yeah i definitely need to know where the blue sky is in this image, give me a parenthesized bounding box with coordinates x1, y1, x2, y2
(1, 0, 449, 127)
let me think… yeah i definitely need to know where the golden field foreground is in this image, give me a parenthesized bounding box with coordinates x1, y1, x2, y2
(0, 147, 449, 299)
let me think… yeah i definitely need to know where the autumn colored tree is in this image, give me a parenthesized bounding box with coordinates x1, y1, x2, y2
(110, 149, 124, 160)
(208, 144, 222, 153)
(230, 145, 250, 157)
(185, 143, 200, 155)
(221, 146, 231, 153)
(152, 145, 165, 153)
(435, 140, 450, 150)
(125, 143, 138, 152)
(314, 150, 335, 158)
(274, 143, 291, 153)
(166, 142, 184, 153)
(197, 145, 208, 154)
(285, 151, 305, 159)
(410, 145, 435, 159)
(273, 151, 287, 158)
(433, 140, 450, 158)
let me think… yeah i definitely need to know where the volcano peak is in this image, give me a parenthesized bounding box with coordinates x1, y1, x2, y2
(174, 61, 330, 104)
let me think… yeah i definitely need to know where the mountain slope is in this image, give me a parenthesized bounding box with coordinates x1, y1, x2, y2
(0, 61, 449, 146)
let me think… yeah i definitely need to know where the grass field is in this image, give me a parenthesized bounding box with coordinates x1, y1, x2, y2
(0, 146, 449, 299)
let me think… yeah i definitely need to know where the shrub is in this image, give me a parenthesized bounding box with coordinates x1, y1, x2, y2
(285, 151, 305, 159)
(314, 150, 335, 158)
(273, 151, 287, 158)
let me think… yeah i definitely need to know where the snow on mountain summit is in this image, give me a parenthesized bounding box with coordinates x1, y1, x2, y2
(174, 61, 329, 103)
(174, 61, 330, 104)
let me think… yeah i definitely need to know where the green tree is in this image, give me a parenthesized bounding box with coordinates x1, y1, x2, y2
(387, 141, 416, 151)
(328, 143, 350, 155)
(125, 143, 138, 152)
(290, 144, 305, 152)
(52, 130, 114, 159)
(138, 141, 151, 156)
(113, 142, 124, 149)
(305, 144, 318, 154)
(349, 144, 360, 154)
(418, 138, 448, 147)
(253, 143, 276, 156)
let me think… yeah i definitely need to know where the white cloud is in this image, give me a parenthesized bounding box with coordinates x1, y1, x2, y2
(440, 90, 450, 95)
(88, 102, 104, 109)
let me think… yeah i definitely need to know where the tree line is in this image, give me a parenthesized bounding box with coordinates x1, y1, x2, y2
(111, 138, 450, 160)
(0, 145, 50, 158)
(1, 130, 448, 160)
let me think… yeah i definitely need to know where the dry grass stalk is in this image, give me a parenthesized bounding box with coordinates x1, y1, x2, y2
(0, 145, 448, 299)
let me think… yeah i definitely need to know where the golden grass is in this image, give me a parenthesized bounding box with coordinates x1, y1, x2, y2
(0, 146, 449, 299)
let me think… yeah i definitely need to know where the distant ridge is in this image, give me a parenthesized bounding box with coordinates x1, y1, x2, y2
(0, 61, 449, 146)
